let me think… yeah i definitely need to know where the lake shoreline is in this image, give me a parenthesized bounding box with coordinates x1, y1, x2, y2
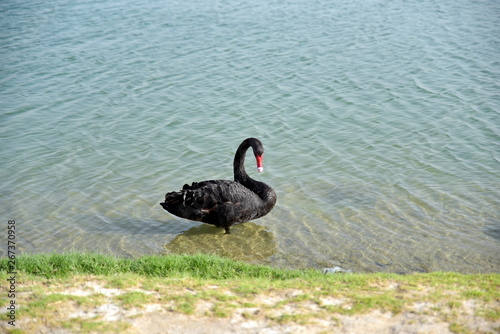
(1, 253, 498, 333)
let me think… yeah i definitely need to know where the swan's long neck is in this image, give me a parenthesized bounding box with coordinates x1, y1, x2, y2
(233, 140, 251, 184)
(233, 138, 276, 209)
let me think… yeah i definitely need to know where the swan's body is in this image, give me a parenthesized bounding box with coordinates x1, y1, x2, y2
(160, 138, 277, 234)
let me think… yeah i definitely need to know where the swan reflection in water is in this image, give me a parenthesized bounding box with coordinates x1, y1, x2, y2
(164, 222, 277, 262)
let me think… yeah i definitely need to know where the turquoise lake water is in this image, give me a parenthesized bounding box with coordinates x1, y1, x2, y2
(1, 0, 499, 273)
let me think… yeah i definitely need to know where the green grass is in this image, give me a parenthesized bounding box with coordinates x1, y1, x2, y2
(114, 291, 153, 309)
(0, 252, 319, 280)
(1, 253, 499, 333)
(1, 253, 499, 294)
(1, 253, 499, 300)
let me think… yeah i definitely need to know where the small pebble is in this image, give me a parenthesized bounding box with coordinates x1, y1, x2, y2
(322, 267, 352, 274)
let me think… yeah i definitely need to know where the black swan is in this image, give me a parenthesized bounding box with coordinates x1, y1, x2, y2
(160, 138, 277, 234)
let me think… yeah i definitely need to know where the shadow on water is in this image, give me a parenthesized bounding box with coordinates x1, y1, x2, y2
(164, 222, 277, 261)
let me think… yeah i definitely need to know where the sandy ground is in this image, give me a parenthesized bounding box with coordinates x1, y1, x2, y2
(5, 279, 498, 334)
(125, 309, 455, 334)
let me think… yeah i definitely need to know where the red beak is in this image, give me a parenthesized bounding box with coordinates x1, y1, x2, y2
(256, 155, 263, 172)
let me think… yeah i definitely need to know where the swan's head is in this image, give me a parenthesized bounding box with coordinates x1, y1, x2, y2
(246, 137, 265, 172)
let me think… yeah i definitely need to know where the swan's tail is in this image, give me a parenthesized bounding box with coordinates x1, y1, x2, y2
(160, 189, 204, 221)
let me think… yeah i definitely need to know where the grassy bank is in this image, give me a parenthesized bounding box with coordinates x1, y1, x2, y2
(1, 253, 499, 333)
(0, 252, 319, 280)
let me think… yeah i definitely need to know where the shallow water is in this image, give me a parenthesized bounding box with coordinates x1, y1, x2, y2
(1, 0, 499, 273)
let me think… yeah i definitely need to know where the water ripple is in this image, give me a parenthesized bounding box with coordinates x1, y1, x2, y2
(1, 0, 499, 273)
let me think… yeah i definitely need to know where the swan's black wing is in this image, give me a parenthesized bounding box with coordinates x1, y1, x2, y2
(160, 180, 266, 233)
